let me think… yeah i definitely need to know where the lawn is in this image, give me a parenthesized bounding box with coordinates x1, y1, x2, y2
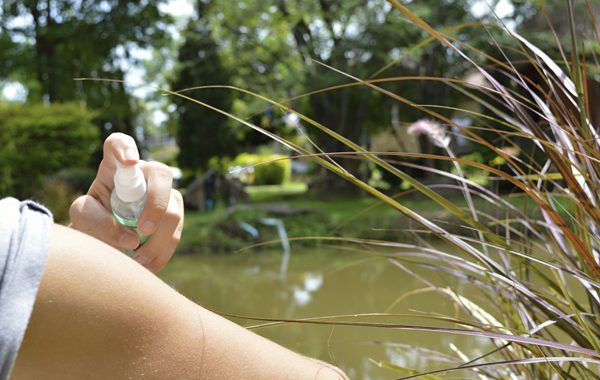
(245, 182, 308, 202)
(177, 189, 555, 255)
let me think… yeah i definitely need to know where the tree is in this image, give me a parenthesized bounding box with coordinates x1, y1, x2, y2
(199, 0, 483, 193)
(171, 0, 235, 173)
(0, 0, 172, 150)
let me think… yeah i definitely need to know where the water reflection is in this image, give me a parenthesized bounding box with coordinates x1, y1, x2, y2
(293, 273, 323, 307)
(159, 248, 492, 378)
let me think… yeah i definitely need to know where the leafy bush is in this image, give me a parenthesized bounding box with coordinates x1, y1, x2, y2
(54, 167, 97, 194)
(0, 103, 98, 199)
(39, 176, 82, 224)
(452, 152, 489, 186)
(229, 152, 291, 185)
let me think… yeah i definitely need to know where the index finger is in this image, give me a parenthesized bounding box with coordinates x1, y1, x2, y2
(92, 133, 141, 194)
(103, 132, 140, 167)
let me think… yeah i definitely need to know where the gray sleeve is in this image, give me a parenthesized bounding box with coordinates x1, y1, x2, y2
(0, 198, 53, 380)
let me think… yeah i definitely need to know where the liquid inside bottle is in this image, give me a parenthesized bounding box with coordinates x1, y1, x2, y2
(111, 161, 149, 245)
(111, 189, 149, 244)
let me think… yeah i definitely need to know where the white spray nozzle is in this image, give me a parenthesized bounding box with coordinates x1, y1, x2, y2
(114, 162, 147, 203)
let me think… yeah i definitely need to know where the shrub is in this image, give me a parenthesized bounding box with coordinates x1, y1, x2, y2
(0, 103, 98, 199)
(229, 152, 291, 185)
(54, 167, 97, 194)
(38, 176, 82, 224)
(254, 154, 291, 185)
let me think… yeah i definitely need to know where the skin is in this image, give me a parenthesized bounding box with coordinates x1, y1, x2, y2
(12, 133, 348, 379)
(70, 133, 183, 273)
(11, 225, 348, 379)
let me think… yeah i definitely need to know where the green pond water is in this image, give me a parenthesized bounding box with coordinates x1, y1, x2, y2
(159, 247, 494, 379)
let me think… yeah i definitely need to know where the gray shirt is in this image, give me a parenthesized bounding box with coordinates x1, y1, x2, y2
(0, 198, 53, 379)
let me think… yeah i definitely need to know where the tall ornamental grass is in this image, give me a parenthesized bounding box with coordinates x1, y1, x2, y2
(84, 1, 600, 377)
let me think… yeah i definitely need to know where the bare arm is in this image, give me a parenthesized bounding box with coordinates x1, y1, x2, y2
(12, 225, 347, 379)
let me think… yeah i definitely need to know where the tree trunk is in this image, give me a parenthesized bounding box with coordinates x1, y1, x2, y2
(309, 87, 368, 196)
(29, 0, 60, 102)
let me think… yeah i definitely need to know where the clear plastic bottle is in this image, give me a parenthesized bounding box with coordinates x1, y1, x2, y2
(110, 162, 148, 244)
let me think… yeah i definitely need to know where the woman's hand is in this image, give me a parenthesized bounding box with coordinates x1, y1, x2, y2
(69, 133, 184, 272)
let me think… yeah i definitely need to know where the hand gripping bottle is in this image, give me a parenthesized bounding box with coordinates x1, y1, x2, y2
(110, 162, 149, 244)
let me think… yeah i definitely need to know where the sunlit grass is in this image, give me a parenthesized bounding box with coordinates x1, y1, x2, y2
(245, 181, 308, 201)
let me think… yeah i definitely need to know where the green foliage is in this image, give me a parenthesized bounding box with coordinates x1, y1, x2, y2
(0, 0, 173, 153)
(254, 156, 291, 185)
(171, 0, 235, 172)
(39, 176, 81, 224)
(201, 0, 498, 192)
(230, 153, 291, 185)
(0, 103, 98, 198)
(245, 182, 308, 202)
(54, 167, 97, 194)
(451, 152, 489, 186)
(177, 197, 389, 254)
(40, 167, 96, 223)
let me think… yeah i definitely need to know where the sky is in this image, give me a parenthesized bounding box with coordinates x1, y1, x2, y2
(159, 0, 194, 18)
(0, 0, 195, 104)
(471, 0, 514, 19)
(119, 0, 194, 127)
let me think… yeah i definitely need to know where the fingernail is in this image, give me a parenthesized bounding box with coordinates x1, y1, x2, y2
(119, 232, 139, 249)
(140, 221, 155, 234)
(123, 147, 139, 161)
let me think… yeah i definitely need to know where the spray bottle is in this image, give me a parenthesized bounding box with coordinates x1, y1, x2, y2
(111, 162, 149, 245)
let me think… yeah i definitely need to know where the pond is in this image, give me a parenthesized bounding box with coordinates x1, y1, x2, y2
(159, 246, 493, 379)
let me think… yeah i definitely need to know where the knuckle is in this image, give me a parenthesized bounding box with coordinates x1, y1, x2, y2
(173, 189, 183, 203)
(70, 195, 86, 214)
(147, 255, 168, 273)
(148, 241, 178, 272)
(150, 200, 169, 215)
(69, 196, 87, 224)
(176, 220, 184, 237)
(147, 263, 163, 273)
(97, 158, 115, 175)
(152, 162, 173, 181)
(166, 203, 182, 221)
(170, 191, 185, 216)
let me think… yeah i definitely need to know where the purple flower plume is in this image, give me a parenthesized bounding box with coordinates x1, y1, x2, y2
(407, 119, 451, 149)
